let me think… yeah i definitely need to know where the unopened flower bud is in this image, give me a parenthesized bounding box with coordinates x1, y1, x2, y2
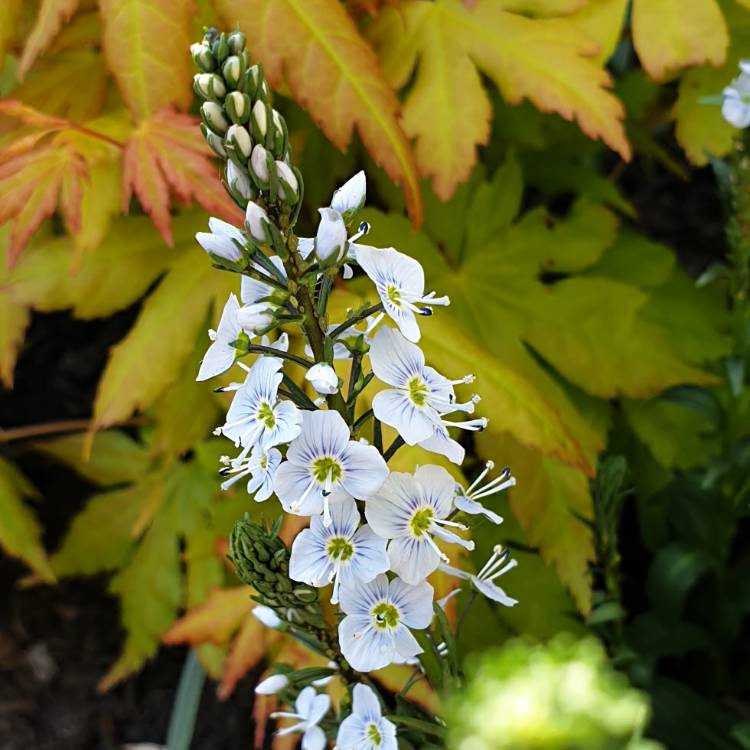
(250, 144, 270, 187)
(251, 99, 268, 140)
(225, 124, 252, 161)
(227, 30, 247, 55)
(238, 302, 275, 335)
(225, 91, 251, 124)
(246, 64, 263, 98)
(255, 674, 289, 695)
(193, 72, 226, 100)
(222, 54, 243, 89)
(331, 170, 366, 222)
(196, 230, 243, 265)
(315, 208, 347, 263)
(252, 605, 282, 629)
(275, 160, 299, 204)
(225, 161, 254, 204)
(305, 363, 339, 395)
(211, 31, 229, 64)
(245, 201, 271, 243)
(191, 42, 215, 72)
(200, 101, 228, 134)
(200, 123, 226, 157)
(269, 109, 287, 158)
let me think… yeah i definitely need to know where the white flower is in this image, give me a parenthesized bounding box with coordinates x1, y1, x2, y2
(369, 326, 481, 446)
(455, 461, 515, 524)
(196, 293, 242, 381)
(305, 363, 339, 395)
(252, 605, 282, 629)
(722, 60, 750, 129)
(240, 255, 286, 306)
(271, 686, 330, 750)
(290, 495, 389, 603)
(237, 302, 275, 335)
(439, 545, 518, 607)
(255, 673, 289, 695)
(196, 217, 245, 264)
(330, 171, 366, 220)
(315, 207, 348, 263)
(365, 465, 474, 584)
(338, 574, 433, 672)
(219, 445, 282, 500)
(226, 160, 253, 200)
(244, 201, 271, 243)
(274, 410, 388, 522)
(215, 356, 302, 457)
(356, 246, 449, 342)
(418, 422, 465, 465)
(336, 683, 397, 750)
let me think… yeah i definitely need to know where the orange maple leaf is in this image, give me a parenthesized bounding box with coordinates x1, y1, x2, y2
(122, 107, 243, 246)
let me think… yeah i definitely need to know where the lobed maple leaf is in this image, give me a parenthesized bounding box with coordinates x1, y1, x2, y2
(121, 107, 243, 246)
(368, 0, 630, 201)
(18, 0, 81, 77)
(98, 0, 193, 119)
(631, 0, 728, 81)
(214, 0, 423, 225)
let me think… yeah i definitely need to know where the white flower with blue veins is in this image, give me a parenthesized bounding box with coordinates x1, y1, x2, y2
(338, 573, 433, 672)
(365, 465, 474, 585)
(369, 326, 480, 447)
(196, 293, 242, 381)
(336, 683, 397, 750)
(454, 461, 516, 524)
(219, 444, 281, 500)
(274, 409, 388, 524)
(289, 495, 389, 603)
(439, 545, 518, 608)
(356, 246, 449, 343)
(271, 686, 330, 750)
(215, 356, 302, 456)
(196, 217, 245, 264)
(722, 60, 750, 129)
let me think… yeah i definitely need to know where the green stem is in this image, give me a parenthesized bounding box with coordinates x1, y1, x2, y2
(384, 435, 405, 462)
(248, 344, 313, 369)
(351, 408, 374, 435)
(282, 374, 318, 409)
(328, 303, 383, 339)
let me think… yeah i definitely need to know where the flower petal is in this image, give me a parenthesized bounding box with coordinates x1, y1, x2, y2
(339, 616, 394, 672)
(340, 441, 389, 499)
(369, 326, 425, 388)
(389, 577, 434, 629)
(387, 536, 440, 584)
(372, 390, 437, 446)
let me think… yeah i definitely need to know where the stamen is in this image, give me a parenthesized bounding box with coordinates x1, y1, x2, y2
(471, 476, 516, 500)
(486, 558, 518, 582)
(423, 533, 450, 563)
(466, 461, 494, 493)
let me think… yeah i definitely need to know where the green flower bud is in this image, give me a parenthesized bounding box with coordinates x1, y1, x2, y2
(200, 101, 228, 134)
(275, 160, 300, 205)
(222, 54, 244, 89)
(225, 124, 253, 162)
(225, 161, 255, 206)
(227, 30, 247, 55)
(269, 109, 288, 158)
(200, 123, 227, 157)
(211, 31, 229, 65)
(191, 42, 215, 72)
(193, 73, 226, 100)
(251, 99, 268, 141)
(225, 90, 251, 124)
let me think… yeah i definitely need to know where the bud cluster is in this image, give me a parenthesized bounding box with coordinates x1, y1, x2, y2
(191, 28, 301, 211)
(229, 515, 326, 631)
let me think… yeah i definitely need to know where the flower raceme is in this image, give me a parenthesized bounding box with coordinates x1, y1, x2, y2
(191, 30, 519, 746)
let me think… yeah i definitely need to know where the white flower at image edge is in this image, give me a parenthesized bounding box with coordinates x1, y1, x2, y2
(336, 684, 397, 750)
(273, 410, 388, 523)
(356, 246, 449, 342)
(366, 465, 474, 584)
(289, 496, 389, 603)
(271, 686, 330, 750)
(338, 574, 433, 672)
(196, 293, 241, 381)
(722, 60, 750, 129)
(216, 356, 302, 457)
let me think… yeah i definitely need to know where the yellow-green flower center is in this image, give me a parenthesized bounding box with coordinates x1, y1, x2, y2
(327, 536, 354, 561)
(367, 723, 382, 745)
(372, 601, 400, 630)
(386, 284, 402, 306)
(407, 376, 429, 407)
(257, 401, 276, 429)
(409, 507, 434, 537)
(312, 456, 343, 484)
